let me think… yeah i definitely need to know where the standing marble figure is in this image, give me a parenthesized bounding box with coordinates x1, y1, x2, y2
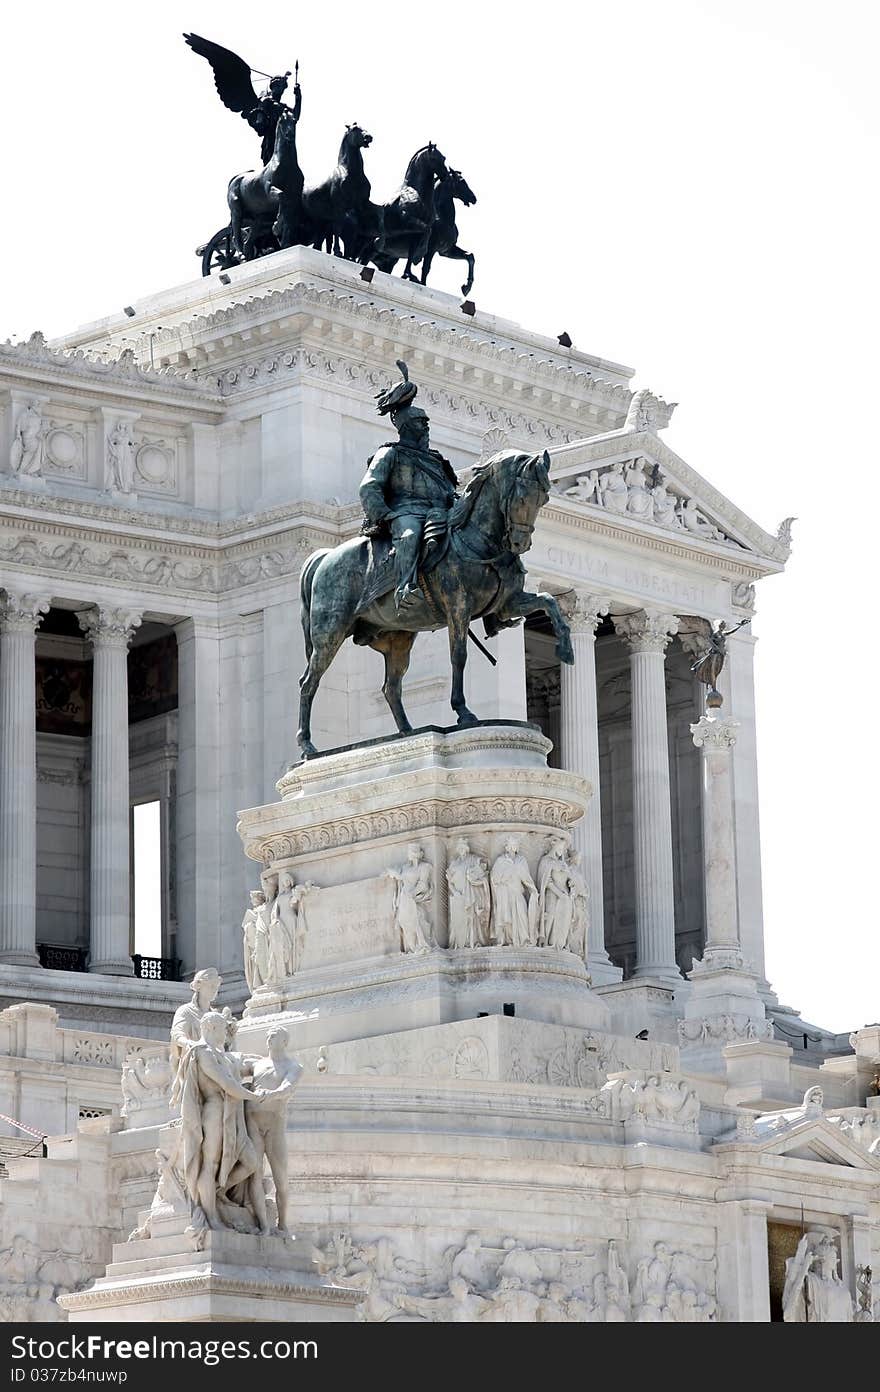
(9, 402, 44, 477)
(242, 890, 270, 992)
(782, 1233, 855, 1322)
(446, 838, 491, 949)
(244, 1026, 303, 1235)
(170, 968, 223, 1072)
(172, 1011, 264, 1234)
(537, 837, 574, 949)
(385, 844, 433, 955)
(490, 838, 539, 947)
(565, 848, 590, 960)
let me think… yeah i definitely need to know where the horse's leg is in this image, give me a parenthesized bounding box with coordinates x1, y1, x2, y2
(446, 604, 478, 727)
(501, 588, 575, 666)
(229, 183, 245, 258)
(441, 244, 475, 297)
(372, 631, 416, 734)
(420, 247, 435, 286)
(297, 631, 346, 759)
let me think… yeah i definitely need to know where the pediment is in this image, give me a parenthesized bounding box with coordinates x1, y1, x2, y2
(718, 1117, 880, 1171)
(547, 425, 790, 569)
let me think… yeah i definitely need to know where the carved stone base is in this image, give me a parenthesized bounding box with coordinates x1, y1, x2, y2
(59, 1221, 357, 1323)
(238, 723, 609, 1036)
(241, 947, 611, 1040)
(678, 959, 770, 1073)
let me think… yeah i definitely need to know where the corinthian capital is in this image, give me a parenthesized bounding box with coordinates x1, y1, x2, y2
(614, 608, 679, 654)
(690, 714, 740, 750)
(77, 606, 143, 648)
(0, 590, 50, 634)
(559, 591, 610, 635)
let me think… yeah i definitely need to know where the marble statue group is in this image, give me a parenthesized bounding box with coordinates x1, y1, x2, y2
(186, 34, 478, 293)
(241, 833, 591, 988)
(144, 968, 305, 1240)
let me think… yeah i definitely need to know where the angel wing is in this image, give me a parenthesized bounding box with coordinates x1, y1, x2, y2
(184, 33, 260, 114)
(675, 615, 713, 644)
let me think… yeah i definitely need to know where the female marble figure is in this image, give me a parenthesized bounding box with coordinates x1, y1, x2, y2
(175, 1011, 264, 1233)
(107, 421, 136, 492)
(783, 1233, 855, 1322)
(490, 838, 538, 947)
(446, 839, 491, 949)
(651, 473, 679, 528)
(537, 837, 574, 949)
(169, 967, 222, 1071)
(9, 402, 43, 476)
(624, 459, 653, 520)
(269, 871, 313, 977)
(242, 890, 271, 991)
(385, 844, 433, 955)
(565, 848, 590, 959)
(599, 460, 628, 513)
(564, 472, 598, 504)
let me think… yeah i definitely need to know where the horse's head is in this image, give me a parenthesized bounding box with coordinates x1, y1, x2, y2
(344, 122, 373, 150)
(460, 450, 550, 556)
(447, 168, 477, 207)
(503, 450, 551, 554)
(405, 142, 448, 187)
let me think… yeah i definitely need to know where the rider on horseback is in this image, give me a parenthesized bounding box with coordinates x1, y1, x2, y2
(359, 362, 459, 610)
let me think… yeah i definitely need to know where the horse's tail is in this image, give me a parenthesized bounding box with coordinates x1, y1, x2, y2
(300, 549, 330, 663)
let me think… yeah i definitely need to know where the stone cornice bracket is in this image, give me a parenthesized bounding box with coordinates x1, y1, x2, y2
(690, 714, 740, 751)
(0, 589, 50, 633)
(559, 591, 611, 635)
(614, 608, 679, 654)
(77, 605, 143, 648)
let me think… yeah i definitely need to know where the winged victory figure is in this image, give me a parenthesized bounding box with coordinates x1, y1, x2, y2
(184, 33, 300, 166)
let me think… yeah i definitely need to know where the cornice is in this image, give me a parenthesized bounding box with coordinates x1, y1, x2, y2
(149, 279, 664, 419)
(537, 500, 780, 581)
(0, 334, 220, 407)
(59, 1273, 356, 1310)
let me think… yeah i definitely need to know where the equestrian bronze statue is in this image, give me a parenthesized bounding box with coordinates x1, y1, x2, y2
(297, 363, 573, 758)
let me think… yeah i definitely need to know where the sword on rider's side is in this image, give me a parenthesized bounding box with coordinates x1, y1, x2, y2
(467, 628, 497, 665)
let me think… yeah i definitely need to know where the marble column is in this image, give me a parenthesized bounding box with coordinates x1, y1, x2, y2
(78, 606, 142, 975)
(691, 712, 743, 967)
(559, 591, 620, 984)
(614, 609, 681, 984)
(0, 591, 49, 964)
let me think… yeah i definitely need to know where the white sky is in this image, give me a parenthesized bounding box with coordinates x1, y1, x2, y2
(1, 1, 876, 1030)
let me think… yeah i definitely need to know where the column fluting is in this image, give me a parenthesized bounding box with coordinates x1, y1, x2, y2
(0, 591, 49, 964)
(78, 606, 142, 975)
(615, 609, 681, 983)
(559, 591, 620, 983)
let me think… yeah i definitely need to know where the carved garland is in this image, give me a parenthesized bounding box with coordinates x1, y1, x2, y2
(251, 797, 581, 864)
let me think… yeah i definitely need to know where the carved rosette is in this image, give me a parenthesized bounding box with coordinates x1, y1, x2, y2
(77, 606, 143, 649)
(614, 609, 679, 654)
(690, 715, 739, 751)
(0, 591, 50, 634)
(560, 591, 610, 636)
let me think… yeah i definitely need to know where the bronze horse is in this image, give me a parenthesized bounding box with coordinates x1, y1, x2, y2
(297, 450, 574, 757)
(227, 107, 304, 258)
(369, 143, 448, 282)
(420, 167, 477, 297)
(302, 123, 374, 258)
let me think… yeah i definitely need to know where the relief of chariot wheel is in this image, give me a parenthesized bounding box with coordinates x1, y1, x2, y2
(197, 226, 243, 278)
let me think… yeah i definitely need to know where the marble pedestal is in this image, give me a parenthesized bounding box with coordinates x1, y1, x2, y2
(678, 950, 771, 1073)
(237, 723, 610, 1038)
(60, 1221, 356, 1323)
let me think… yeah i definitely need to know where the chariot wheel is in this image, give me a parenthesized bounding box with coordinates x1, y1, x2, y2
(198, 226, 241, 278)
